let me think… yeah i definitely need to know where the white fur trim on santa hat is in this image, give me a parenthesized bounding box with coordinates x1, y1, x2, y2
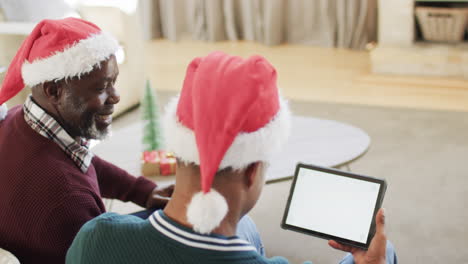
(0, 103, 7, 121)
(163, 96, 291, 170)
(186, 189, 228, 234)
(21, 31, 118, 87)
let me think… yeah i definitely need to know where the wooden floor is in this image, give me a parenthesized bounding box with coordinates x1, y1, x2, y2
(144, 40, 468, 112)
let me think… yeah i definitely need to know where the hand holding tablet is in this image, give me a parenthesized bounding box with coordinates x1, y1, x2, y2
(328, 208, 387, 264)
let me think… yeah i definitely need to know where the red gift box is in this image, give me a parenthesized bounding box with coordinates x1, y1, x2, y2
(159, 151, 176, 175)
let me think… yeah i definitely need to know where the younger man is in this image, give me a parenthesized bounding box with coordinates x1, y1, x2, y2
(66, 52, 396, 264)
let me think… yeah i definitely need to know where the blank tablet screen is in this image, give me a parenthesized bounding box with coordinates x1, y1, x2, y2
(284, 166, 381, 244)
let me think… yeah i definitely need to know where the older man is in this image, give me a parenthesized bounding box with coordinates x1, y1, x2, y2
(0, 18, 172, 264)
(66, 52, 397, 264)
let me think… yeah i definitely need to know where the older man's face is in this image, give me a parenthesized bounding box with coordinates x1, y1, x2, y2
(58, 55, 120, 140)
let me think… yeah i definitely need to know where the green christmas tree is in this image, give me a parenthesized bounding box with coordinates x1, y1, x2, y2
(142, 80, 162, 151)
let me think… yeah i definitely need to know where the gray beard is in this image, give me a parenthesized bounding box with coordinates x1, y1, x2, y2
(63, 91, 111, 140)
(83, 120, 111, 140)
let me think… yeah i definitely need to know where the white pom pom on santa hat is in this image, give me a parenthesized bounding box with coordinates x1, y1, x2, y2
(0, 104, 7, 121)
(187, 189, 229, 234)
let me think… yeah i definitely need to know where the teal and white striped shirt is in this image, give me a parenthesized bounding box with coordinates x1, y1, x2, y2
(66, 210, 289, 264)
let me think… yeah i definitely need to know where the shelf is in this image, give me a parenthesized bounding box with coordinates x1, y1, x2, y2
(413, 40, 468, 47)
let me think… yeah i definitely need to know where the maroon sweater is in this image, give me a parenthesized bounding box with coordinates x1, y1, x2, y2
(0, 106, 157, 264)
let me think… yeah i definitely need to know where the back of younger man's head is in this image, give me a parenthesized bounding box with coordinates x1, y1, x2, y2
(162, 51, 290, 234)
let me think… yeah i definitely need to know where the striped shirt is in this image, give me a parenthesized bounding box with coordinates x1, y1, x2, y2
(149, 210, 257, 252)
(67, 211, 290, 263)
(23, 96, 93, 172)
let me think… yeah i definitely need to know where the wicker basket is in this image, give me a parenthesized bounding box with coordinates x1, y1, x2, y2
(415, 7, 468, 42)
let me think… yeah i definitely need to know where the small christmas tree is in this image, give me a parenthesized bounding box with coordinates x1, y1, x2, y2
(141, 80, 162, 151)
(141, 80, 176, 176)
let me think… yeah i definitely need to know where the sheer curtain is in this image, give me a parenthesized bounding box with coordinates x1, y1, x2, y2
(140, 0, 377, 50)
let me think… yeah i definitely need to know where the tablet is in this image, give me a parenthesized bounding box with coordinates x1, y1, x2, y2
(281, 163, 386, 249)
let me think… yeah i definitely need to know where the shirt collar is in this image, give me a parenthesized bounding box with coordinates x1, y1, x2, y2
(149, 210, 257, 252)
(23, 95, 93, 173)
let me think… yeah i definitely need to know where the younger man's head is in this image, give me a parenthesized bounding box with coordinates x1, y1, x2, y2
(163, 52, 291, 234)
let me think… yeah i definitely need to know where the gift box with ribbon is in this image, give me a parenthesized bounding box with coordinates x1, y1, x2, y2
(141, 150, 176, 176)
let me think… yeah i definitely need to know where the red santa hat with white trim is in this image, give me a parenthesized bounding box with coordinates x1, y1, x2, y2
(163, 51, 291, 234)
(0, 17, 118, 121)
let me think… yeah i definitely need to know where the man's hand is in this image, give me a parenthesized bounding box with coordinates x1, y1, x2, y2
(145, 184, 174, 209)
(328, 208, 387, 264)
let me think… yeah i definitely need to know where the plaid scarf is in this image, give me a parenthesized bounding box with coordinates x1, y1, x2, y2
(23, 96, 93, 173)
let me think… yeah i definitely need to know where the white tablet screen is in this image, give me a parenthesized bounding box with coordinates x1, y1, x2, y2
(285, 167, 380, 243)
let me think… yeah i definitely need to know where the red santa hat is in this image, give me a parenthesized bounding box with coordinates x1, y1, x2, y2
(163, 52, 291, 234)
(0, 17, 118, 121)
